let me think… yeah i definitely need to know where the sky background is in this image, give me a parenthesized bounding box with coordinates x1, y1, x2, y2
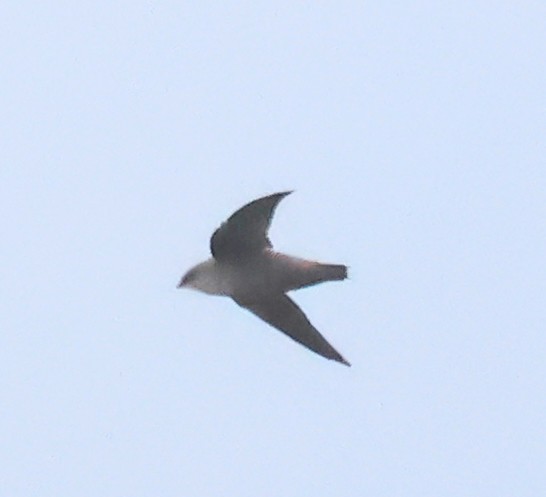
(1, 2, 545, 496)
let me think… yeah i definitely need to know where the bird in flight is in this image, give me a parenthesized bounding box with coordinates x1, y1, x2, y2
(178, 191, 350, 366)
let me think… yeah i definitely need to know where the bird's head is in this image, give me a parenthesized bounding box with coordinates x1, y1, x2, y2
(177, 265, 199, 289)
(177, 258, 225, 295)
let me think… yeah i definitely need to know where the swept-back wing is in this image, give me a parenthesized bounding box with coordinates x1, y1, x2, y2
(210, 191, 292, 263)
(235, 293, 350, 366)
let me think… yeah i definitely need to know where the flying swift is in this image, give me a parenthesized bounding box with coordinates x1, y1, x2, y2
(178, 191, 350, 366)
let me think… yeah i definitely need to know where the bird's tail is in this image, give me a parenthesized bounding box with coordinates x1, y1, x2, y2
(318, 263, 348, 282)
(287, 261, 348, 291)
(272, 252, 348, 292)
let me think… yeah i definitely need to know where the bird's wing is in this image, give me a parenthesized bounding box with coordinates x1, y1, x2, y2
(210, 191, 292, 263)
(234, 293, 350, 366)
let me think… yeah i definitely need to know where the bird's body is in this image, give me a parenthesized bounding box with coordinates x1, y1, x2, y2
(178, 191, 350, 366)
(186, 251, 346, 299)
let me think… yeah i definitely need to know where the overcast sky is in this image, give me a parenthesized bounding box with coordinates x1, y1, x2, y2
(1, 2, 545, 496)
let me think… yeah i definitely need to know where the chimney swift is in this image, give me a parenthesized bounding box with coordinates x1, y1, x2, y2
(178, 191, 350, 366)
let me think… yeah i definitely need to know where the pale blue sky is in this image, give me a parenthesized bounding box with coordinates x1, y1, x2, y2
(1, 2, 545, 496)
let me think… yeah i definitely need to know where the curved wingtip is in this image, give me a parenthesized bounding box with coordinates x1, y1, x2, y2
(339, 357, 351, 367)
(274, 190, 294, 199)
